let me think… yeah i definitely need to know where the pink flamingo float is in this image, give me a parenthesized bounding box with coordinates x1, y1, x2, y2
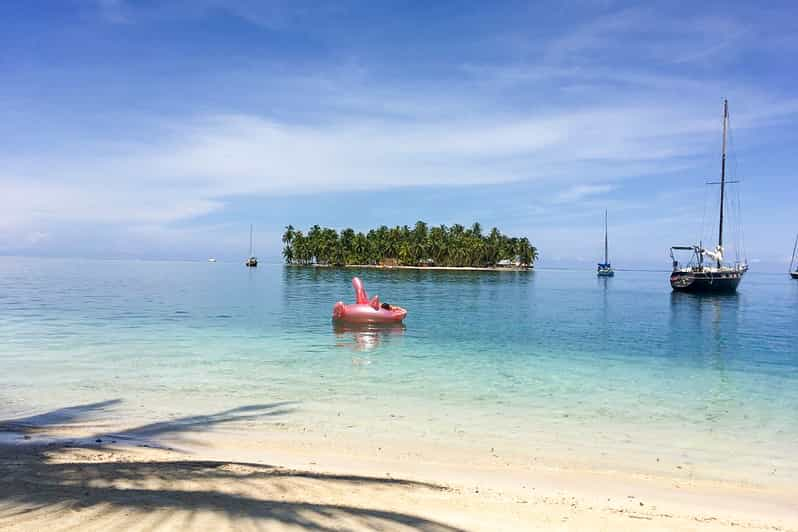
(332, 277, 407, 324)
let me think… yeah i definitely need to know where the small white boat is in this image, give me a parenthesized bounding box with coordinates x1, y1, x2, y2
(207, 258, 217, 263)
(245, 224, 258, 267)
(597, 210, 614, 277)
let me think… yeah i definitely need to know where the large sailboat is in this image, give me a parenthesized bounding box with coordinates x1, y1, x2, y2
(597, 210, 614, 277)
(245, 224, 258, 267)
(669, 99, 748, 293)
(790, 233, 798, 279)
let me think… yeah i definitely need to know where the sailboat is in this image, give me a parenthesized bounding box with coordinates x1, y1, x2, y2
(669, 99, 748, 293)
(245, 224, 258, 267)
(597, 210, 614, 277)
(790, 233, 798, 279)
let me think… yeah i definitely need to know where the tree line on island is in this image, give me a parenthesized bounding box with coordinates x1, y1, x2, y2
(281, 222, 538, 268)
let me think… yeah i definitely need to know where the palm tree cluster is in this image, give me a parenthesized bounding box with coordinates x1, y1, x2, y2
(282, 221, 538, 268)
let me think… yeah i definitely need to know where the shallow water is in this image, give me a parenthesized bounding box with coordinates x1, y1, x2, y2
(1, 258, 796, 484)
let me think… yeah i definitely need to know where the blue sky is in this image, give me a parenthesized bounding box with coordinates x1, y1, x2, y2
(1, 0, 797, 269)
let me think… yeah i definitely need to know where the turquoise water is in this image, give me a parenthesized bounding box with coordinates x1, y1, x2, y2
(1, 257, 797, 483)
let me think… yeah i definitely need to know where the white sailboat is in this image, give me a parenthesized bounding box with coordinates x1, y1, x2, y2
(245, 225, 258, 267)
(597, 210, 614, 277)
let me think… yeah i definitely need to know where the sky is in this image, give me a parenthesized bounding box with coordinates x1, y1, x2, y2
(1, 0, 797, 270)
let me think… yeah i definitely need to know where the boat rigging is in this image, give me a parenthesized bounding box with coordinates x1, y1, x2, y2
(669, 99, 748, 293)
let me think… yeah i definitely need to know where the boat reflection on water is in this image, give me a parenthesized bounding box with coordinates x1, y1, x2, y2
(333, 321, 406, 352)
(668, 290, 740, 368)
(669, 290, 741, 333)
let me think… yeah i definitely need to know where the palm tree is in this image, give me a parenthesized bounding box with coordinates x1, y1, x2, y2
(320, 228, 339, 264)
(385, 227, 402, 261)
(292, 231, 310, 264)
(470, 222, 482, 239)
(339, 228, 355, 262)
(353, 232, 369, 264)
(366, 229, 380, 264)
(398, 240, 413, 265)
(282, 225, 296, 264)
(517, 237, 535, 267)
(485, 227, 501, 266)
(427, 225, 445, 265)
(412, 220, 429, 265)
(284, 221, 536, 268)
(282, 244, 294, 264)
(307, 224, 322, 264)
(282, 225, 295, 245)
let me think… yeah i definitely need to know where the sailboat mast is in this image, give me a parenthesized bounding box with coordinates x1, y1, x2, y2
(717, 98, 728, 268)
(604, 210, 608, 264)
(249, 224, 254, 256)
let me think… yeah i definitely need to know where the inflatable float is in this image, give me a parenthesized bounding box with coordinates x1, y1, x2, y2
(332, 277, 407, 324)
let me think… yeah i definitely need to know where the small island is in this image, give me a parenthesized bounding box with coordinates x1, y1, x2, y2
(281, 221, 537, 270)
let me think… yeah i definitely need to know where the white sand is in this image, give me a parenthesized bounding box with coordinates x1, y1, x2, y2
(1, 422, 795, 531)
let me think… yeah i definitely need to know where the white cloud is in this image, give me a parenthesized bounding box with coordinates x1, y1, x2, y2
(1, 89, 792, 245)
(541, 6, 752, 68)
(2, 2, 796, 263)
(557, 184, 615, 203)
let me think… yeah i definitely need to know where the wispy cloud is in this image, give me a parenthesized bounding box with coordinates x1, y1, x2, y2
(1, 84, 793, 249)
(0, 103, 721, 225)
(2, 1, 796, 264)
(91, 0, 344, 29)
(556, 184, 615, 203)
(541, 6, 753, 68)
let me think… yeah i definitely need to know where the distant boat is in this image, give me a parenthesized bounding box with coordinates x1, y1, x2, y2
(790, 233, 798, 279)
(597, 210, 614, 277)
(207, 258, 217, 263)
(245, 224, 258, 267)
(669, 99, 748, 293)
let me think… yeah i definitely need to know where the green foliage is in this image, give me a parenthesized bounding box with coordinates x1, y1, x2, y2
(281, 222, 538, 268)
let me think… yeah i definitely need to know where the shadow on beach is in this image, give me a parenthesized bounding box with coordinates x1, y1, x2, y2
(0, 400, 462, 531)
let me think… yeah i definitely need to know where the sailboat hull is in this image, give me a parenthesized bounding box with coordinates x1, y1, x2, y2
(670, 270, 743, 293)
(790, 271, 798, 280)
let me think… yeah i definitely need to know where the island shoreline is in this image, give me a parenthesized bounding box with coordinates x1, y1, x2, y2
(286, 263, 534, 272)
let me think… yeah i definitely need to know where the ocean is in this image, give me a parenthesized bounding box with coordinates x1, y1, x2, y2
(1, 257, 796, 486)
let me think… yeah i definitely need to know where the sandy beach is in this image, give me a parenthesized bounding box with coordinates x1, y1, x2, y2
(1, 403, 795, 531)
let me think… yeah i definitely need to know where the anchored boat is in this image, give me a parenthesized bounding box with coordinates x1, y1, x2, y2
(245, 224, 258, 268)
(597, 210, 614, 277)
(669, 99, 748, 293)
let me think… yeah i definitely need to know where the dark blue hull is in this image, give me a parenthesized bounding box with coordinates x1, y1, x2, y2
(670, 270, 743, 293)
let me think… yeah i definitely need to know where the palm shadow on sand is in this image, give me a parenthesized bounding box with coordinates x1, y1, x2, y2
(0, 400, 463, 531)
